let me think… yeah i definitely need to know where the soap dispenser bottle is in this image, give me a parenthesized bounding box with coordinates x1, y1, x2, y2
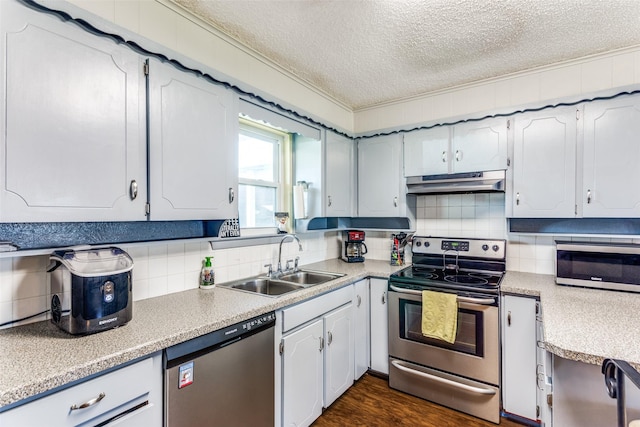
(200, 256, 215, 289)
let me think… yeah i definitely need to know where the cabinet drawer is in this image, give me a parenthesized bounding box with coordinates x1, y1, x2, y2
(0, 357, 155, 426)
(282, 285, 354, 332)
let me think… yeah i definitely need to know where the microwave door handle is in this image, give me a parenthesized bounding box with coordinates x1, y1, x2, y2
(391, 360, 496, 396)
(389, 285, 496, 305)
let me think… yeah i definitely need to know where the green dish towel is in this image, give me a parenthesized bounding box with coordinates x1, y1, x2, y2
(421, 290, 458, 344)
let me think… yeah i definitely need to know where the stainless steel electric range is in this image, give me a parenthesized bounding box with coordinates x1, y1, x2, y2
(388, 236, 506, 424)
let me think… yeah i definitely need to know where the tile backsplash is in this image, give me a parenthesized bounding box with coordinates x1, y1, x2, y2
(3, 194, 640, 329)
(0, 233, 339, 329)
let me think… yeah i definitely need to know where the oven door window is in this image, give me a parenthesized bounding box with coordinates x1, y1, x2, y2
(399, 299, 484, 357)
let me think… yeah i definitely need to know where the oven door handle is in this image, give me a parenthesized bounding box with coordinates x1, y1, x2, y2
(391, 360, 496, 396)
(389, 285, 496, 305)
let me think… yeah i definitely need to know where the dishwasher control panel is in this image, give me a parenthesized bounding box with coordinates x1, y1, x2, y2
(243, 312, 276, 331)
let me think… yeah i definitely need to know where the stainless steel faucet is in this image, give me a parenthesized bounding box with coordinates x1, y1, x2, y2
(278, 234, 303, 274)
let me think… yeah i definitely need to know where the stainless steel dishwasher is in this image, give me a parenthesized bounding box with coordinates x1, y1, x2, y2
(164, 312, 276, 426)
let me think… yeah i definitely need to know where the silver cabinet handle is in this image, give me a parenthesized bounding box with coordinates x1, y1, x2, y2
(455, 150, 460, 161)
(587, 189, 592, 204)
(391, 360, 496, 396)
(393, 196, 398, 207)
(507, 311, 512, 326)
(441, 151, 447, 163)
(516, 192, 520, 206)
(382, 292, 386, 305)
(319, 337, 324, 351)
(328, 195, 332, 207)
(229, 188, 235, 203)
(70, 392, 106, 411)
(327, 331, 333, 346)
(129, 180, 138, 200)
(357, 295, 362, 307)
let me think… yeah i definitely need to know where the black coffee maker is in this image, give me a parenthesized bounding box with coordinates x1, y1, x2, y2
(341, 230, 368, 263)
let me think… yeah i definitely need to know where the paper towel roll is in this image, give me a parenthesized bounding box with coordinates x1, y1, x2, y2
(293, 185, 306, 219)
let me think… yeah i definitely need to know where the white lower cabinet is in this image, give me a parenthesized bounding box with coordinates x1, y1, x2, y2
(277, 285, 355, 427)
(353, 278, 370, 380)
(502, 295, 538, 421)
(0, 353, 162, 427)
(324, 304, 355, 407)
(281, 318, 325, 427)
(369, 278, 389, 375)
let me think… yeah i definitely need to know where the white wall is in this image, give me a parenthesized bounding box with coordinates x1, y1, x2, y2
(0, 233, 339, 329)
(354, 46, 640, 134)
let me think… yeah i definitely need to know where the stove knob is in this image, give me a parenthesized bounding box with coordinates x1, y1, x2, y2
(415, 241, 422, 247)
(492, 244, 500, 252)
(482, 244, 489, 251)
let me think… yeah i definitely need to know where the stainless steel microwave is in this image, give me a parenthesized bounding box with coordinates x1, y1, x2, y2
(556, 241, 640, 293)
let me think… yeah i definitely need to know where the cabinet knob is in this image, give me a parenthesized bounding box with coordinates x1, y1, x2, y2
(229, 187, 235, 204)
(129, 180, 138, 200)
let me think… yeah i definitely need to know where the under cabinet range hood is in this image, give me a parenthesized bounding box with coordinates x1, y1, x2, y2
(406, 170, 506, 195)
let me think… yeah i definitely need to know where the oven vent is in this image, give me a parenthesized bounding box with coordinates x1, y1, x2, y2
(406, 170, 505, 195)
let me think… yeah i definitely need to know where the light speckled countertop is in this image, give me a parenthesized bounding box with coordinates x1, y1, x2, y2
(502, 271, 640, 368)
(0, 259, 401, 409)
(3, 263, 636, 410)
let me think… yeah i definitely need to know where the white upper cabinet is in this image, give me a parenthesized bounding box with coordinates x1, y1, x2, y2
(147, 58, 238, 220)
(325, 131, 356, 217)
(0, 1, 146, 222)
(582, 95, 640, 217)
(358, 134, 405, 217)
(512, 107, 577, 217)
(403, 127, 450, 176)
(451, 118, 509, 173)
(403, 118, 508, 178)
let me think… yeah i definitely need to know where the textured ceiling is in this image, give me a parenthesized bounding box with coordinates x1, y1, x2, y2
(172, 0, 640, 110)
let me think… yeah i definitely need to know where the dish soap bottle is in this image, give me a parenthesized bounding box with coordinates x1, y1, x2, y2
(200, 256, 215, 289)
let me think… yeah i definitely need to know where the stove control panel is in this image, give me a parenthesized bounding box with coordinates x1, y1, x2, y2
(412, 236, 505, 259)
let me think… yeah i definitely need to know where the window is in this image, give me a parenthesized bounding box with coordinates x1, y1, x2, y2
(238, 118, 292, 229)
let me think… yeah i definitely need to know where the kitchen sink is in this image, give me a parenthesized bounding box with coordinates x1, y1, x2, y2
(278, 270, 345, 285)
(219, 269, 345, 297)
(221, 278, 305, 297)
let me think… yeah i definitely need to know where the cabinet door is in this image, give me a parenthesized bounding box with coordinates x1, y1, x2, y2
(502, 295, 537, 421)
(0, 1, 146, 222)
(582, 96, 640, 217)
(325, 131, 356, 216)
(403, 127, 450, 176)
(282, 319, 324, 427)
(324, 304, 354, 407)
(451, 118, 508, 173)
(358, 134, 404, 216)
(512, 108, 577, 217)
(369, 278, 389, 375)
(353, 279, 370, 380)
(148, 58, 238, 220)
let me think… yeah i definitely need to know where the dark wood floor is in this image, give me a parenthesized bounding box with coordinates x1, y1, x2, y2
(312, 374, 525, 427)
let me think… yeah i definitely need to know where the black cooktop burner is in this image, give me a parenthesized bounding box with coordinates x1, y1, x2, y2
(390, 263, 504, 292)
(444, 274, 489, 285)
